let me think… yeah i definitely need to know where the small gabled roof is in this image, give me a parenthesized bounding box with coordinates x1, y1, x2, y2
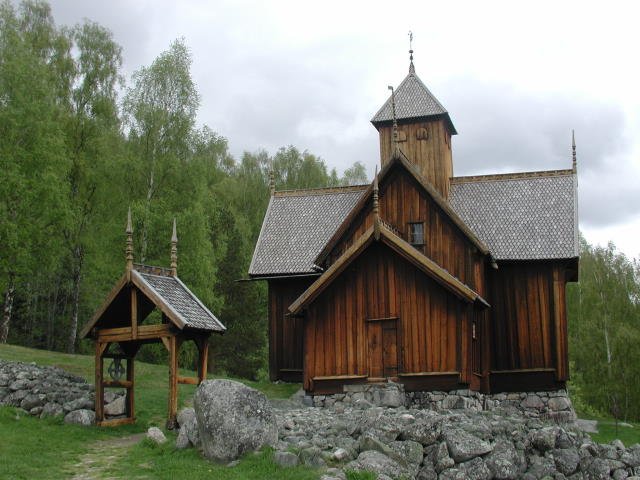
(289, 222, 488, 315)
(371, 67, 457, 134)
(450, 169, 579, 261)
(315, 151, 490, 267)
(248, 185, 368, 277)
(80, 266, 225, 338)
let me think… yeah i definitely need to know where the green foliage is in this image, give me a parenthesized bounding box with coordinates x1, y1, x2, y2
(568, 237, 640, 420)
(341, 161, 369, 185)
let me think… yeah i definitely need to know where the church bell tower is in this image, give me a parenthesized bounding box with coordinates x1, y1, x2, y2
(371, 46, 457, 199)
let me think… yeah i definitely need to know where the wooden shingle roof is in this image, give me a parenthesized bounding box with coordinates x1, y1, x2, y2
(248, 168, 578, 277)
(248, 186, 367, 277)
(80, 266, 225, 338)
(450, 170, 579, 261)
(371, 67, 457, 134)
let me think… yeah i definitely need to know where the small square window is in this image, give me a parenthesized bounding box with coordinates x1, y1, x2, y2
(408, 222, 424, 247)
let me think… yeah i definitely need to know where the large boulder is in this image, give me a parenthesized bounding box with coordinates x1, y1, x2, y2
(64, 409, 95, 426)
(193, 379, 277, 462)
(444, 428, 493, 463)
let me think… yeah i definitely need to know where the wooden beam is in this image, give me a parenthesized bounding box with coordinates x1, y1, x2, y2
(177, 376, 199, 385)
(98, 323, 172, 343)
(97, 417, 135, 427)
(161, 336, 171, 352)
(102, 379, 133, 388)
(80, 273, 128, 338)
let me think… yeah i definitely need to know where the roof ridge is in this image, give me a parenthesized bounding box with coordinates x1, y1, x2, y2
(451, 169, 575, 184)
(274, 184, 368, 197)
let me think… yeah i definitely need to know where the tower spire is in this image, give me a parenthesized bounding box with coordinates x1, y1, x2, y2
(373, 165, 380, 240)
(125, 207, 133, 272)
(388, 85, 399, 155)
(571, 130, 577, 172)
(408, 30, 415, 74)
(170, 218, 178, 276)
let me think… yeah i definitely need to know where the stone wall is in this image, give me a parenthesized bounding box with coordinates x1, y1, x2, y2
(308, 382, 576, 423)
(0, 359, 125, 426)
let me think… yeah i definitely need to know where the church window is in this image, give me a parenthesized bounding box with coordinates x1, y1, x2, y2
(408, 222, 425, 249)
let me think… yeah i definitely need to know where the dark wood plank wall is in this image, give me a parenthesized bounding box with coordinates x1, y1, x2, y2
(488, 262, 569, 381)
(304, 243, 472, 392)
(325, 168, 484, 294)
(378, 119, 453, 198)
(267, 277, 315, 381)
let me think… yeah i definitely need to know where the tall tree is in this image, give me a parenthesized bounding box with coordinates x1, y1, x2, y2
(123, 38, 199, 263)
(341, 161, 369, 185)
(0, 0, 70, 343)
(61, 20, 123, 352)
(567, 239, 640, 419)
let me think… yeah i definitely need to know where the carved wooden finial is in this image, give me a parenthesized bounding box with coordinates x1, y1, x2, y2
(388, 85, 399, 156)
(572, 130, 577, 172)
(373, 166, 380, 240)
(170, 218, 178, 276)
(126, 207, 133, 272)
(269, 162, 275, 196)
(408, 31, 415, 74)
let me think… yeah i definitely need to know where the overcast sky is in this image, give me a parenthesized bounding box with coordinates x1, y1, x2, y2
(47, 0, 640, 259)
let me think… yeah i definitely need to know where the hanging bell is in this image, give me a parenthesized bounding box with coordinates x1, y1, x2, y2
(108, 357, 125, 381)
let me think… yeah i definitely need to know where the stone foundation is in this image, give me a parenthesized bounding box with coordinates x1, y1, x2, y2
(309, 381, 576, 422)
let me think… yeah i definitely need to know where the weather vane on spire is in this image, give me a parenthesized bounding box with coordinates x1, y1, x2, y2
(408, 30, 415, 74)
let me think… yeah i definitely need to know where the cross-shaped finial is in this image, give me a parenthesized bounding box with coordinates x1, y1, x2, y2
(408, 31, 415, 74)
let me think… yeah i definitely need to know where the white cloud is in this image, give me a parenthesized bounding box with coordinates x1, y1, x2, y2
(47, 0, 640, 259)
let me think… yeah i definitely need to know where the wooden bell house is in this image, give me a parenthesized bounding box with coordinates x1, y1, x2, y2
(80, 210, 225, 427)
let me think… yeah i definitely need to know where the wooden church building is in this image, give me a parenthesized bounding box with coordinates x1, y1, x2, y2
(249, 55, 579, 395)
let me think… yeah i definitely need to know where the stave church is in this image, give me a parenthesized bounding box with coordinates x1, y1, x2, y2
(249, 51, 578, 396)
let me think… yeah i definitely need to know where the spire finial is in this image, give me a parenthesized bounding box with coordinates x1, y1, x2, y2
(126, 207, 133, 271)
(170, 218, 178, 276)
(373, 165, 380, 240)
(408, 31, 415, 74)
(269, 161, 275, 196)
(571, 130, 577, 172)
(388, 85, 400, 156)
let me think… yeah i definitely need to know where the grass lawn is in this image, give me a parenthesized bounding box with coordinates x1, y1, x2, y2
(0, 343, 317, 479)
(589, 419, 640, 447)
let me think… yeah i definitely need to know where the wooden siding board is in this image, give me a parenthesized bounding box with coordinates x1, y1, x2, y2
(303, 242, 472, 394)
(488, 261, 570, 389)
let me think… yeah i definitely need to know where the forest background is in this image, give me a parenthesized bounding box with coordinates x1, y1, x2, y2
(1, 1, 639, 420)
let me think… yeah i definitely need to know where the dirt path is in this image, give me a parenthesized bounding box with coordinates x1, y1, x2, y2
(69, 433, 146, 479)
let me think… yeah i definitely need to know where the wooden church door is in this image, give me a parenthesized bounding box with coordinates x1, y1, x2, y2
(367, 319, 399, 379)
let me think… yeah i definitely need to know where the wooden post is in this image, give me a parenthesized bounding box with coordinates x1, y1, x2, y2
(95, 341, 105, 423)
(131, 288, 138, 340)
(126, 357, 134, 419)
(197, 336, 209, 383)
(167, 335, 179, 429)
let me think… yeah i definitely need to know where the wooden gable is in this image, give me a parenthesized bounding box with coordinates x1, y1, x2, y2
(315, 153, 489, 293)
(300, 238, 481, 394)
(80, 267, 224, 338)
